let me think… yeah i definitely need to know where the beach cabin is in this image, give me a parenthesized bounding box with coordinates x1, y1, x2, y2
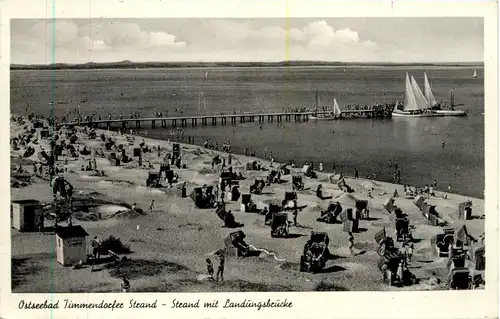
(11, 199, 42, 232)
(55, 225, 89, 266)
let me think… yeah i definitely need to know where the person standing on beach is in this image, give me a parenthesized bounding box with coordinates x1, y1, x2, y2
(206, 258, 214, 278)
(216, 252, 225, 282)
(91, 236, 101, 262)
(293, 207, 299, 227)
(319, 162, 324, 173)
(348, 232, 355, 254)
(121, 276, 130, 292)
(354, 169, 358, 179)
(214, 185, 220, 203)
(448, 184, 452, 193)
(149, 200, 155, 212)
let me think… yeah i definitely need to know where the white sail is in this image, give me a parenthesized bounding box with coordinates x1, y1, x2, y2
(333, 98, 342, 116)
(424, 72, 438, 107)
(205, 71, 209, 78)
(473, 69, 477, 78)
(410, 75, 429, 109)
(403, 73, 420, 111)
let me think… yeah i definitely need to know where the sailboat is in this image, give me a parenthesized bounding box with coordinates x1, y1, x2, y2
(473, 69, 478, 79)
(392, 73, 436, 117)
(205, 71, 209, 79)
(424, 72, 467, 117)
(310, 92, 342, 120)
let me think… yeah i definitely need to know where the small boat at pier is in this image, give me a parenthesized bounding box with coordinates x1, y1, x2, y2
(425, 73, 467, 117)
(310, 91, 342, 120)
(392, 73, 436, 117)
(393, 72, 467, 118)
(473, 69, 478, 79)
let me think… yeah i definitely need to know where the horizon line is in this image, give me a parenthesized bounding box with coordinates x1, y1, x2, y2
(11, 60, 485, 66)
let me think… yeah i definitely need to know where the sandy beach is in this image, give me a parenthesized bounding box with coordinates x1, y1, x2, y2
(10, 117, 485, 292)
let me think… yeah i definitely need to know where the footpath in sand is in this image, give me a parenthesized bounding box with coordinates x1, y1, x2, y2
(10, 118, 485, 292)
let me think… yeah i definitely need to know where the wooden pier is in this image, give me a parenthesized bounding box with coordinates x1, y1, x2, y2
(62, 109, 391, 129)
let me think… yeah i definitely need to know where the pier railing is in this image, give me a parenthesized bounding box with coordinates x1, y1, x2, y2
(60, 109, 391, 129)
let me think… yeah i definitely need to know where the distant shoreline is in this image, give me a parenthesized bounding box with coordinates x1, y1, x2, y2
(10, 60, 484, 70)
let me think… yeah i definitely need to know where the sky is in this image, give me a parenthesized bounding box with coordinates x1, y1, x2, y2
(10, 18, 484, 64)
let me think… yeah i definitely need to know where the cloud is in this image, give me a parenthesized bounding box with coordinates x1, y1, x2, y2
(201, 19, 376, 51)
(89, 21, 186, 50)
(11, 19, 378, 63)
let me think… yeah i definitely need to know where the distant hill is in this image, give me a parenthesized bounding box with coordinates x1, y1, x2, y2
(10, 60, 484, 70)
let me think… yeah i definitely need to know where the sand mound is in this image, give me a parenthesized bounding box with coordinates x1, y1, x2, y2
(135, 186, 165, 195)
(106, 259, 188, 279)
(79, 174, 102, 181)
(97, 180, 114, 188)
(329, 247, 352, 258)
(362, 181, 379, 190)
(97, 205, 130, 215)
(110, 209, 145, 219)
(277, 262, 300, 271)
(104, 179, 135, 187)
(197, 274, 215, 282)
(336, 262, 369, 272)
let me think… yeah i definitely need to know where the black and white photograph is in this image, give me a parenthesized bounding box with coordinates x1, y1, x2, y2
(2, 2, 498, 317)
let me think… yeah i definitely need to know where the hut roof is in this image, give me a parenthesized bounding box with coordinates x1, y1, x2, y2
(55, 225, 89, 239)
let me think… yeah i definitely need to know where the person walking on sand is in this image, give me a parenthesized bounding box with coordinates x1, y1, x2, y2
(348, 232, 355, 254)
(214, 185, 220, 203)
(319, 162, 324, 173)
(216, 252, 225, 282)
(149, 200, 155, 212)
(206, 258, 214, 278)
(131, 203, 137, 212)
(91, 236, 101, 262)
(121, 276, 130, 292)
(293, 206, 299, 227)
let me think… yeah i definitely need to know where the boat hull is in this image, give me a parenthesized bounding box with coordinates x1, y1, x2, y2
(310, 116, 338, 121)
(433, 110, 468, 117)
(391, 111, 437, 118)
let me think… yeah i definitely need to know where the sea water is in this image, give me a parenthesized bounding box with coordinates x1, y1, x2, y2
(10, 66, 484, 197)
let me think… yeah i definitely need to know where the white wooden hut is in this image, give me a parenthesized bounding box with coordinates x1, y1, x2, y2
(11, 199, 42, 232)
(55, 225, 89, 266)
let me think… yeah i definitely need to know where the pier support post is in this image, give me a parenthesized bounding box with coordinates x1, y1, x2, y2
(173, 119, 177, 127)
(192, 119, 196, 126)
(122, 121, 126, 129)
(212, 117, 217, 125)
(136, 120, 141, 128)
(181, 119, 187, 127)
(107, 122, 111, 130)
(152, 120, 156, 128)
